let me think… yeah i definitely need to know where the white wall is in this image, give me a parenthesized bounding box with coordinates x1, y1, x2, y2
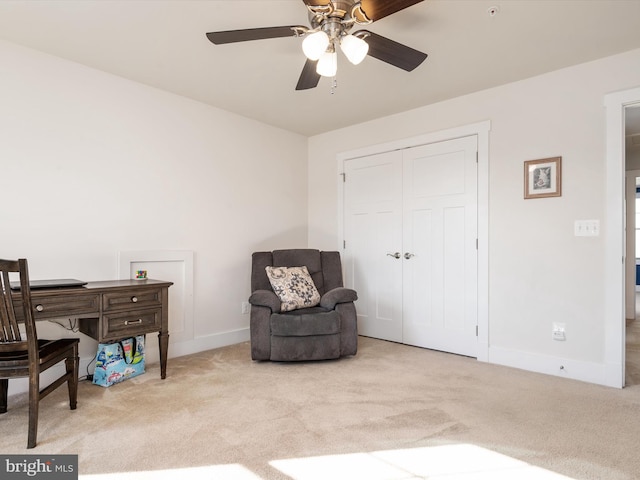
(0, 40, 308, 393)
(308, 48, 640, 386)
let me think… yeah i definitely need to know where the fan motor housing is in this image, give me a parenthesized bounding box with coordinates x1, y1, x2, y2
(308, 1, 360, 33)
(330, 1, 354, 18)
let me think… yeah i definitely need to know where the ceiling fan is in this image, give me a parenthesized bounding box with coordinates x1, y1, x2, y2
(206, 0, 428, 91)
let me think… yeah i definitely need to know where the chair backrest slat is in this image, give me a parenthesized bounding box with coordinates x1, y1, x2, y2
(0, 263, 23, 343)
(0, 259, 37, 350)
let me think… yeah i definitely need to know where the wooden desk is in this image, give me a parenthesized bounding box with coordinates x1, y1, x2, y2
(14, 279, 173, 379)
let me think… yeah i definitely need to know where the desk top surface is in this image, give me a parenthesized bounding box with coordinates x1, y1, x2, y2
(82, 279, 173, 289)
(16, 278, 173, 297)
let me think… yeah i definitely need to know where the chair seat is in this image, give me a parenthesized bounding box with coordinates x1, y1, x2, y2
(0, 339, 79, 371)
(270, 310, 340, 337)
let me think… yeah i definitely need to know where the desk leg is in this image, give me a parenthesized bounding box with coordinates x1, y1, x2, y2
(158, 332, 169, 379)
(158, 285, 170, 379)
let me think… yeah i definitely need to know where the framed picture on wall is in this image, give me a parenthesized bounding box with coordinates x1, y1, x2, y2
(524, 156, 562, 199)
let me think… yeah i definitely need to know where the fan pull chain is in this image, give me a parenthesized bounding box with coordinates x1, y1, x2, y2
(330, 77, 338, 95)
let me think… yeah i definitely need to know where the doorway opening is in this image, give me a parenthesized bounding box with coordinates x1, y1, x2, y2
(605, 86, 640, 388)
(624, 106, 640, 386)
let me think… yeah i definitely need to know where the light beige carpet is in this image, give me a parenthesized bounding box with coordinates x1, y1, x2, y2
(1, 336, 639, 480)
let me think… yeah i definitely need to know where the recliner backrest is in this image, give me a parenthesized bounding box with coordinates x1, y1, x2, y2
(251, 249, 344, 296)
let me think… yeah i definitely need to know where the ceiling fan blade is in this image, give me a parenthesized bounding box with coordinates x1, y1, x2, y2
(358, 30, 427, 71)
(206, 26, 306, 45)
(358, 0, 424, 22)
(296, 59, 321, 90)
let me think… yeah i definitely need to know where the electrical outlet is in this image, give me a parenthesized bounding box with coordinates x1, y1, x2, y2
(241, 301, 250, 314)
(552, 322, 566, 341)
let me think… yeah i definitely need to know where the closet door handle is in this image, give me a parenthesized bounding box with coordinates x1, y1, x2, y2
(386, 252, 401, 259)
(404, 252, 415, 260)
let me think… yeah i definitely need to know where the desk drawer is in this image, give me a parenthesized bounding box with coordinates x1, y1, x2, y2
(103, 288, 162, 312)
(31, 294, 100, 320)
(102, 308, 161, 340)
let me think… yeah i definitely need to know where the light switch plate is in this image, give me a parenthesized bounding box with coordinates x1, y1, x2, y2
(574, 220, 600, 237)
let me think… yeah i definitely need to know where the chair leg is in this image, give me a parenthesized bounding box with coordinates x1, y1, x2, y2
(0, 379, 8, 414)
(66, 345, 79, 410)
(27, 373, 39, 449)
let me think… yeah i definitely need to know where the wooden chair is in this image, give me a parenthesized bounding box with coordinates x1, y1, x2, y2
(0, 258, 79, 448)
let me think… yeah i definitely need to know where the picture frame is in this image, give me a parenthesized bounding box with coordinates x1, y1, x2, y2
(524, 156, 562, 199)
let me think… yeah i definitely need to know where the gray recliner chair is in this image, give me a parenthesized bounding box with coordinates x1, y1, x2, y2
(249, 249, 358, 361)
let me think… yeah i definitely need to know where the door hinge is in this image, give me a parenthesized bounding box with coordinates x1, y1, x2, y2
(341, 173, 346, 182)
(476, 152, 478, 163)
(343, 240, 346, 249)
(476, 238, 478, 250)
(476, 325, 478, 336)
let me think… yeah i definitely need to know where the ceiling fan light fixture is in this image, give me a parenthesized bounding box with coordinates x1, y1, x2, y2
(340, 34, 369, 65)
(206, 0, 429, 91)
(302, 31, 330, 60)
(316, 50, 338, 77)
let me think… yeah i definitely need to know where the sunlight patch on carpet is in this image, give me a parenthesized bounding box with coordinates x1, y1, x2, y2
(270, 444, 576, 480)
(77, 445, 578, 480)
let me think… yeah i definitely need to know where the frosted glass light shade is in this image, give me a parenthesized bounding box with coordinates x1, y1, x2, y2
(302, 31, 330, 60)
(340, 34, 369, 65)
(316, 50, 337, 77)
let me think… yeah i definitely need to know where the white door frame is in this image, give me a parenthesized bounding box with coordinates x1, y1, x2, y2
(337, 120, 490, 362)
(605, 86, 640, 388)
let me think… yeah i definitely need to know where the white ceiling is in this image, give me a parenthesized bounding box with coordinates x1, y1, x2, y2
(1, 0, 640, 136)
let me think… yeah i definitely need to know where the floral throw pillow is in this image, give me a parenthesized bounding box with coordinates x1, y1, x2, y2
(265, 266, 321, 312)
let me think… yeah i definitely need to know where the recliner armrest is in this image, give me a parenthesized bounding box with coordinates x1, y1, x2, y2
(249, 290, 281, 313)
(320, 287, 358, 310)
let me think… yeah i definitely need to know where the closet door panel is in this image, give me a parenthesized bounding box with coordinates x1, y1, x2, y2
(402, 136, 478, 356)
(344, 151, 403, 342)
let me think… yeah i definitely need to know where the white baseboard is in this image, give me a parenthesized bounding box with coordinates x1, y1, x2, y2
(164, 328, 250, 360)
(488, 346, 617, 387)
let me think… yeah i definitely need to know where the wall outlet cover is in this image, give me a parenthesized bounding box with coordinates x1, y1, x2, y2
(552, 322, 566, 341)
(241, 301, 250, 314)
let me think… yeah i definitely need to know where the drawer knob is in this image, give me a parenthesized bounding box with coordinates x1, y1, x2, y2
(124, 318, 143, 326)
(131, 296, 138, 303)
(35, 304, 44, 312)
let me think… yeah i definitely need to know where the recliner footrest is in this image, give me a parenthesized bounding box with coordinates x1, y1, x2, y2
(271, 334, 340, 361)
(270, 310, 340, 336)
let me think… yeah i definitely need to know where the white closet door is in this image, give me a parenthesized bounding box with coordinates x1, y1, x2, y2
(343, 150, 403, 342)
(402, 136, 478, 356)
(343, 135, 478, 357)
